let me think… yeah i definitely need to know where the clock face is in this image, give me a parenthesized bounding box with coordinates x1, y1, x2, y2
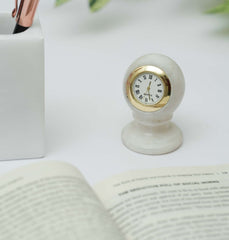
(126, 66, 171, 112)
(131, 72, 164, 105)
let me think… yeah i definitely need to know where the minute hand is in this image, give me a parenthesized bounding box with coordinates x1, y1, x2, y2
(147, 81, 152, 91)
(147, 82, 152, 101)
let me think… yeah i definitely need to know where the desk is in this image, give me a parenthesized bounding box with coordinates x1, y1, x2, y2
(0, 0, 229, 184)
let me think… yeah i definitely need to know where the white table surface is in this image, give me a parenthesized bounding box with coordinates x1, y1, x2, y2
(0, 0, 229, 184)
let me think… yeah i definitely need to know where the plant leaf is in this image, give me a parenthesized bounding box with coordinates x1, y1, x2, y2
(207, 0, 229, 14)
(56, 0, 70, 7)
(89, 0, 110, 12)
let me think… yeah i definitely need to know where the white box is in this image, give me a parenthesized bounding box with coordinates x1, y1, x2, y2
(0, 13, 45, 160)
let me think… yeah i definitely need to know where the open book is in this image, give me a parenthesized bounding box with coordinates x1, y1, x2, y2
(0, 161, 229, 240)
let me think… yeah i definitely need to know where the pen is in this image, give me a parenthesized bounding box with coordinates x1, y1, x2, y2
(12, 0, 40, 34)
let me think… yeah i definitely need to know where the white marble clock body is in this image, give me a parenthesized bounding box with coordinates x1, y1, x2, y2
(122, 54, 185, 155)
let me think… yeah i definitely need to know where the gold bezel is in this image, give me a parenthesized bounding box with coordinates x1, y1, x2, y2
(126, 66, 171, 112)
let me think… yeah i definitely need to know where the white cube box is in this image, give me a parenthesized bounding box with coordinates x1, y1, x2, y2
(0, 13, 45, 160)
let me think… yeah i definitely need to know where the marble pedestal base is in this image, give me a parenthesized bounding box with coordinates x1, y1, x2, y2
(122, 121, 183, 155)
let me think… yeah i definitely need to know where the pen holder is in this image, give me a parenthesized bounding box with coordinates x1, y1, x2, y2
(0, 13, 45, 160)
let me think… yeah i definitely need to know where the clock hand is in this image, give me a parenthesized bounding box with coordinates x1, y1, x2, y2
(147, 81, 152, 92)
(147, 89, 150, 101)
(147, 81, 152, 101)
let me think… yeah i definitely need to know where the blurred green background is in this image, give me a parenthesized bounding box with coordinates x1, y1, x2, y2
(56, 0, 229, 13)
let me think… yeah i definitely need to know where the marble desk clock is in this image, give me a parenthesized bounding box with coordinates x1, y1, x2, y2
(122, 54, 185, 155)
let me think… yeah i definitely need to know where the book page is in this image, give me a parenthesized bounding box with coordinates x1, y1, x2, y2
(94, 165, 229, 240)
(0, 161, 124, 240)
